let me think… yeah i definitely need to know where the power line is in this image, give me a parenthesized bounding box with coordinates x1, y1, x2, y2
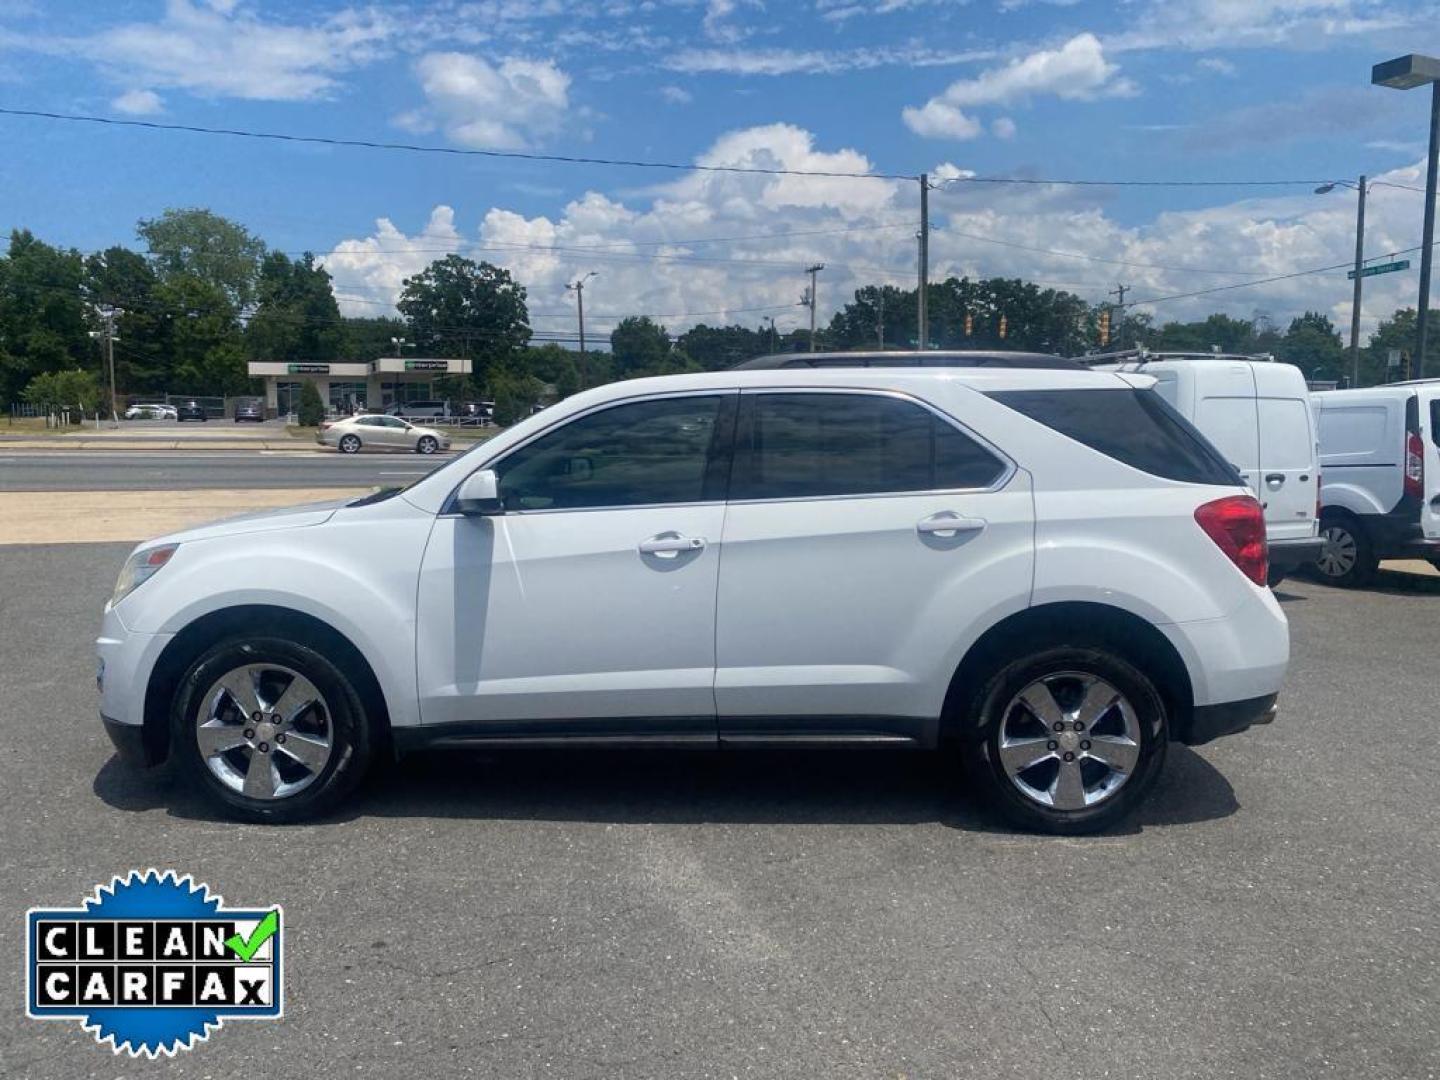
(0, 106, 1348, 189)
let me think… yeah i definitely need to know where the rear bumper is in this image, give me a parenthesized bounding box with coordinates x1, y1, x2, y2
(1177, 693, 1278, 746)
(1268, 536, 1324, 571)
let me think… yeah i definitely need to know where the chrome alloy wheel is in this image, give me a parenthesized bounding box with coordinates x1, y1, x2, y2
(196, 663, 333, 800)
(998, 672, 1141, 811)
(1315, 524, 1357, 579)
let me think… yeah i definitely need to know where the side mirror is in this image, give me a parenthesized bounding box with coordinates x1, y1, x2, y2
(455, 469, 503, 515)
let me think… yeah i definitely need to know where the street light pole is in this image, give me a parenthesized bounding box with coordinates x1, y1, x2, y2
(566, 271, 598, 384)
(804, 263, 824, 352)
(917, 174, 929, 351)
(1373, 53, 1440, 380)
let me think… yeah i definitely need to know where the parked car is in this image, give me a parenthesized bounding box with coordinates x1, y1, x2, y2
(98, 368, 1287, 831)
(124, 403, 175, 421)
(1088, 352, 1322, 585)
(387, 400, 450, 420)
(1311, 380, 1440, 585)
(317, 414, 450, 454)
(232, 399, 265, 423)
(175, 401, 208, 422)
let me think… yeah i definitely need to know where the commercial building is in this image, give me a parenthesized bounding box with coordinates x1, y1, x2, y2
(246, 357, 472, 415)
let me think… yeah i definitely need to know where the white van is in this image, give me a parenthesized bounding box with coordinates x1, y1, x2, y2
(1092, 353, 1322, 584)
(1311, 380, 1440, 586)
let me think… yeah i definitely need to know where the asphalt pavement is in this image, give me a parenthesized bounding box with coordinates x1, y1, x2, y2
(0, 545, 1437, 1078)
(0, 450, 451, 490)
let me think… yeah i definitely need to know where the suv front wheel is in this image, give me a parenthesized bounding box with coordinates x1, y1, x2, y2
(963, 646, 1168, 834)
(170, 637, 375, 822)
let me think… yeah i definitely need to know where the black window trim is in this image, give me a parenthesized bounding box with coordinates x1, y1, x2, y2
(726, 386, 1016, 506)
(441, 389, 741, 516)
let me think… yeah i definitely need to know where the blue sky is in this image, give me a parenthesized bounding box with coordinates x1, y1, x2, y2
(1, 0, 1438, 339)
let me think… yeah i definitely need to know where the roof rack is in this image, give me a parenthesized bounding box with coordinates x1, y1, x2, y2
(732, 349, 1080, 371)
(1074, 347, 1277, 367)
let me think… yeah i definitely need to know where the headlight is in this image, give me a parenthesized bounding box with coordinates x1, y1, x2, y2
(112, 544, 179, 605)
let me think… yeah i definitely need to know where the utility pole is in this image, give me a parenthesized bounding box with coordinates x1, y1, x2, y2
(1349, 176, 1367, 385)
(1419, 83, 1440, 378)
(1108, 284, 1128, 347)
(876, 289, 885, 349)
(89, 306, 120, 427)
(917, 173, 930, 351)
(764, 315, 777, 353)
(566, 272, 597, 384)
(804, 263, 824, 352)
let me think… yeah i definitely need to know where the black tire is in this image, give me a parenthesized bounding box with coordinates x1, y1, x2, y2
(416, 435, 438, 455)
(960, 645, 1168, 835)
(170, 637, 374, 823)
(1313, 514, 1378, 588)
(339, 434, 361, 454)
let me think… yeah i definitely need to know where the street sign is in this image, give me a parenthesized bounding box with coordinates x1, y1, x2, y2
(1348, 259, 1411, 280)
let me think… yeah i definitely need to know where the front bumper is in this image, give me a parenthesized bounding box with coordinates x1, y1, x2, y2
(102, 712, 164, 767)
(1268, 536, 1324, 571)
(1177, 693, 1278, 746)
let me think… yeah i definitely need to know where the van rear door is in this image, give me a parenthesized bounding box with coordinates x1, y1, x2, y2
(1254, 364, 1319, 543)
(1422, 389, 1440, 541)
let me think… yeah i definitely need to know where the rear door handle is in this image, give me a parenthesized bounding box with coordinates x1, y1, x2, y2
(917, 512, 986, 537)
(639, 534, 706, 555)
(1265, 473, 1285, 487)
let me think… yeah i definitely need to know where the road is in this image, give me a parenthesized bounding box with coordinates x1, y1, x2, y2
(0, 545, 1436, 1079)
(0, 450, 453, 490)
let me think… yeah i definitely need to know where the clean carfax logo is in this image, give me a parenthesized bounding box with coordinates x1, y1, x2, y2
(26, 869, 282, 1057)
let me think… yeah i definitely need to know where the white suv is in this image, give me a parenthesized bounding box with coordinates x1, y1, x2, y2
(97, 368, 1288, 833)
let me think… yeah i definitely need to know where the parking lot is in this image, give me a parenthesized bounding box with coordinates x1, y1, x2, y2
(1, 534, 1437, 1079)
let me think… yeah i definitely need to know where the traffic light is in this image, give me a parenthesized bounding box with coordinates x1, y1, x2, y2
(998, 314, 1007, 340)
(964, 311, 973, 337)
(1098, 308, 1111, 346)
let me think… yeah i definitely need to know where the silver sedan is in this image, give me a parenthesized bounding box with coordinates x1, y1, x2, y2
(317, 415, 451, 455)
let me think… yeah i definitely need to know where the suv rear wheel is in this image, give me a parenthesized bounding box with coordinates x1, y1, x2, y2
(963, 645, 1168, 834)
(170, 637, 375, 822)
(1314, 514, 1378, 588)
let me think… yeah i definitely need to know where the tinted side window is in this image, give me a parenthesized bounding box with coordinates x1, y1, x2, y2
(732, 392, 1004, 500)
(1430, 399, 1439, 448)
(496, 395, 727, 510)
(989, 388, 1240, 486)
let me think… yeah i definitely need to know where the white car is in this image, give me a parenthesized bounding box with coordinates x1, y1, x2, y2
(317, 414, 450, 455)
(97, 368, 1288, 832)
(1312, 380, 1440, 585)
(124, 403, 177, 421)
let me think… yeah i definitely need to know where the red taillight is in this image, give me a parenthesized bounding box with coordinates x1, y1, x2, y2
(1405, 431, 1424, 500)
(1195, 495, 1268, 586)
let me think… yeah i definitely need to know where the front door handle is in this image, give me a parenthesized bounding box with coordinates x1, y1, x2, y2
(639, 534, 706, 555)
(916, 512, 986, 537)
(1265, 473, 1285, 487)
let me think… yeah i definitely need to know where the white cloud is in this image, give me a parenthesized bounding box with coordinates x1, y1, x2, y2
(904, 34, 1131, 141)
(665, 44, 994, 76)
(902, 100, 983, 140)
(702, 0, 758, 44)
(320, 127, 1430, 345)
(111, 88, 162, 115)
(659, 84, 693, 105)
(1197, 56, 1236, 76)
(409, 51, 570, 150)
(991, 116, 1017, 139)
(68, 0, 394, 102)
(1108, 0, 1421, 53)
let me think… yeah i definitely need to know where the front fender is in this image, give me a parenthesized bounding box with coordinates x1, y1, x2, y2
(115, 511, 434, 729)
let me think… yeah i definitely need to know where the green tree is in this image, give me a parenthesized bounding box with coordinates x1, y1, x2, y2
(297, 379, 325, 427)
(23, 369, 102, 419)
(343, 315, 408, 362)
(1363, 307, 1417, 385)
(137, 208, 266, 310)
(676, 322, 773, 368)
(159, 276, 249, 394)
(492, 372, 547, 426)
(521, 343, 583, 398)
(1275, 311, 1344, 381)
(0, 230, 91, 403)
(610, 316, 674, 378)
(397, 256, 530, 383)
(245, 253, 344, 364)
(1153, 313, 1260, 353)
(83, 247, 170, 392)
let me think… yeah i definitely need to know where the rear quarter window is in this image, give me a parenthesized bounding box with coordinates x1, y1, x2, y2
(988, 387, 1241, 486)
